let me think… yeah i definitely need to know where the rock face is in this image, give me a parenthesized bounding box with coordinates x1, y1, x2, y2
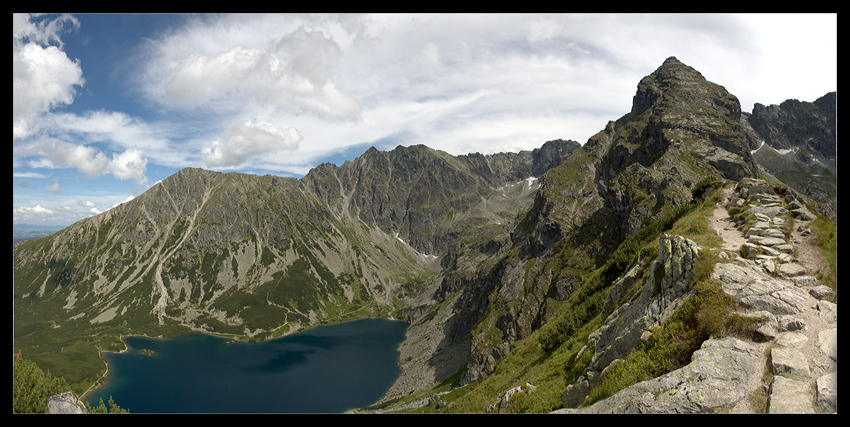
(47, 392, 87, 414)
(746, 93, 837, 222)
(561, 234, 701, 408)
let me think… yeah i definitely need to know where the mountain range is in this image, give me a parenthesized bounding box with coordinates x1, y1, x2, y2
(13, 56, 836, 412)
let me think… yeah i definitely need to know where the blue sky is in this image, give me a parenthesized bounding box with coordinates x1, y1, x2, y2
(13, 13, 837, 227)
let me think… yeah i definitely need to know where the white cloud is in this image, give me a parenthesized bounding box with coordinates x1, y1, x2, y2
(15, 205, 54, 215)
(33, 139, 148, 184)
(14, 171, 49, 178)
(414, 43, 440, 67)
(164, 28, 359, 121)
(13, 33, 85, 138)
(13, 204, 56, 222)
(202, 120, 302, 168)
(111, 195, 135, 208)
(13, 13, 79, 48)
(108, 148, 148, 184)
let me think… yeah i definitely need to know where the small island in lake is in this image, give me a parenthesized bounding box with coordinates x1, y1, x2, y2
(139, 349, 155, 356)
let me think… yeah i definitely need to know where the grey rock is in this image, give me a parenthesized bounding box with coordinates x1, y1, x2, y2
(816, 372, 837, 412)
(791, 275, 820, 287)
(759, 237, 786, 247)
(818, 328, 837, 361)
(711, 262, 809, 315)
(774, 244, 794, 254)
(47, 392, 88, 414)
(791, 206, 817, 221)
(817, 300, 837, 325)
(770, 346, 810, 377)
(563, 338, 761, 414)
(809, 285, 835, 300)
(740, 242, 763, 259)
(768, 376, 815, 413)
(774, 331, 808, 348)
(776, 315, 806, 332)
(777, 262, 807, 277)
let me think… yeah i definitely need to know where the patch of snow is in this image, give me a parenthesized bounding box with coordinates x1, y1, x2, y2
(750, 140, 765, 154)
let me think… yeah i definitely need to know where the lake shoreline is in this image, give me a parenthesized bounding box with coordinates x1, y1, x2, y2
(84, 318, 410, 413)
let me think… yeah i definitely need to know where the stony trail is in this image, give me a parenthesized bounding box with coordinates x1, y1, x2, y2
(709, 181, 837, 413)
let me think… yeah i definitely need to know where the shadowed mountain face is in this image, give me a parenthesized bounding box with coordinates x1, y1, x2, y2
(746, 92, 837, 221)
(13, 57, 834, 404)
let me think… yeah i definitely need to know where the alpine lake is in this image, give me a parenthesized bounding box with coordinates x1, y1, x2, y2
(85, 318, 409, 413)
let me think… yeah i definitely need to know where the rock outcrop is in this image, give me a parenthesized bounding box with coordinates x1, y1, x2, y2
(47, 392, 87, 414)
(560, 233, 702, 408)
(557, 337, 763, 414)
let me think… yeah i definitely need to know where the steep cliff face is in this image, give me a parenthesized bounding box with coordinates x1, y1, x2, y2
(746, 93, 837, 221)
(439, 57, 762, 387)
(301, 140, 579, 256)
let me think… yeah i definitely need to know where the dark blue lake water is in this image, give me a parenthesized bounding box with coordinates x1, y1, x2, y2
(86, 318, 408, 413)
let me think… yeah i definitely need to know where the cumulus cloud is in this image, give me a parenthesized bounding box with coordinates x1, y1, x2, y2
(202, 120, 302, 168)
(108, 148, 148, 184)
(165, 28, 359, 121)
(112, 195, 135, 208)
(14, 204, 54, 217)
(36, 140, 148, 184)
(13, 14, 84, 139)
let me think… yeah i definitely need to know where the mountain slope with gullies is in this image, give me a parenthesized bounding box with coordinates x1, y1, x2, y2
(12, 139, 577, 394)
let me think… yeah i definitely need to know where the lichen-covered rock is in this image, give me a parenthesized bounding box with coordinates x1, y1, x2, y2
(710, 262, 809, 315)
(558, 337, 761, 413)
(767, 376, 815, 414)
(47, 392, 87, 414)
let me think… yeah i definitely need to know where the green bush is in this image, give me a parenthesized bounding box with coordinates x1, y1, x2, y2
(13, 351, 128, 413)
(13, 351, 70, 413)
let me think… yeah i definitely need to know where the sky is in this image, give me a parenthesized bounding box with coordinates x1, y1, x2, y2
(13, 13, 837, 227)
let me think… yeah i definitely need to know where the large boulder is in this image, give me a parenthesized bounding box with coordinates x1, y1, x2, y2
(47, 392, 87, 414)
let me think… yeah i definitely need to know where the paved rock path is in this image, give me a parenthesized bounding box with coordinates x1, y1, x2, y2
(709, 180, 836, 413)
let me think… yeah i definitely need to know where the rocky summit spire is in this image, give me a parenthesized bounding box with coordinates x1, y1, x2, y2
(631, 56, 741, 122)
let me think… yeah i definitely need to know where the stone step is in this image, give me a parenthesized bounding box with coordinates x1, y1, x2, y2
(767, 376, 815, 413)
